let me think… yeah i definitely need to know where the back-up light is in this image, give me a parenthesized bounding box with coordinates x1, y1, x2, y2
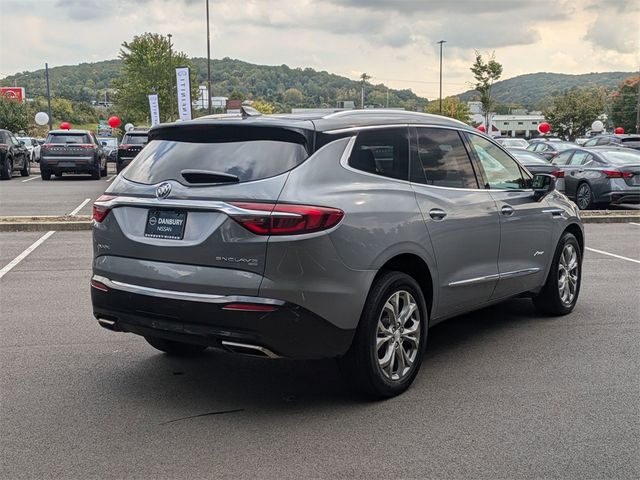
(92, 195, 115, 223)
(229, 202, 344, 236)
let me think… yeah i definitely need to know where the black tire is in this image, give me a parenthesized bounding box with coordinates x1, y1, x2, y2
(533, 232, 582, 316)
(338, 271, 428, 398)
(0, 158, 11, 180)
(41, 168, 51, 180)
(91, 165, 100, 180)
(116, 163, 122, 174)
(100, 162, 107, 177)
(55, 173, 63, 178)
(144, 336, 207, 356)
(20, 157, 30, 177)
(575, 182, 593, 210)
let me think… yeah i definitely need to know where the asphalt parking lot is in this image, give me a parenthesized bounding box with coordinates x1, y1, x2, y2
(1, 175, 639, 479)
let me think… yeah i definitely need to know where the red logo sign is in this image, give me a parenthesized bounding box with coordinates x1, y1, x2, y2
(0, 87, 25, 102)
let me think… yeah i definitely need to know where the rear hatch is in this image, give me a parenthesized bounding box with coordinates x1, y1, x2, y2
(94, 121, 314, 293)
(118, 132, 148, 159)
(42, 132, 94, 158)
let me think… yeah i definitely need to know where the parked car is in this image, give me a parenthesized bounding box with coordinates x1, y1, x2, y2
(527, 140, 576, 160)
(91, 110, 584, 398)
(0, 129, 31, 179)
(495, 137, 529, 149)
(116, 130, 148, 173)
(550, 146, 640, 209)
(16, 136, 41, 162)
(98, 137, 118, 163)
(528, 137, 564, 143)
(40, 129, 107, 180)
(583, 134, 640, 151)
(508, 148, 563, 176)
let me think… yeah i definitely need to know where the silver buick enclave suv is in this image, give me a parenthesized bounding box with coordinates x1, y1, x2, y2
(91, 110, 584, 398)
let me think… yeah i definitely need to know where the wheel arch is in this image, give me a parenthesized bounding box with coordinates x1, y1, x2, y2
(564, 222, 584, 254)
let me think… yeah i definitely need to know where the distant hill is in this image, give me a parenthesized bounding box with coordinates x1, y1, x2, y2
(0, 58, 428, 110)
(458, 71, 635, 108)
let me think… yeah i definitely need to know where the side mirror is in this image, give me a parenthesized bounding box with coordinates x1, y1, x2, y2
(532, 173, 556, 201)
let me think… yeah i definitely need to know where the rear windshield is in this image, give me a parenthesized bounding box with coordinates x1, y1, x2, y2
(620, 137, 640, 144)
(599, 150, 640, 165)
(46, 133, 91, 144)
(124, 139, 309, 184)
(512, 151, 548, 164)
(122, 134, 148, 145)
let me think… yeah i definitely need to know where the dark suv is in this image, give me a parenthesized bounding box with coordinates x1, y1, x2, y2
(0, 129, 30, 180)
(92, 110, 583, 398)
(116, 130, 148, 173)
(583, 134, 640, 150)
(40, 130, 106, 180)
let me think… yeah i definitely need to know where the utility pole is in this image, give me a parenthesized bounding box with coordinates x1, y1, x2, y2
(636, 68, 640, 134)
(360, 73, 371, 109)
(168, 33, 174, 121)
(45, 63, 52, 130)
(206, 0, 212, 114)
(437, 40, 446, 115)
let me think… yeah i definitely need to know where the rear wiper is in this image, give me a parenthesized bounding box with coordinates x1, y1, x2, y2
(181, 169, 240, 184)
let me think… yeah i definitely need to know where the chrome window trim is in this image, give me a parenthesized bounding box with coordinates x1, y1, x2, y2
(449, 268, 540, 287)
(92, 275, 286, 305)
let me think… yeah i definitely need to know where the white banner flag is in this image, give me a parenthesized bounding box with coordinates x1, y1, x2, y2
(175, 66, 192, 121)
(148, 94, 160, 126)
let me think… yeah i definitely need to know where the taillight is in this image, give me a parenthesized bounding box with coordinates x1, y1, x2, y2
(118, 144, 130, 150)
(622, 171, 634, 179)
(77, 144, 94, 149)
(92, 195, 115, 223)
(602, 170, 623, 178)
(228, 202, 344, 236)
(222, 303, 278, 312)
(552, 170, 565, 178)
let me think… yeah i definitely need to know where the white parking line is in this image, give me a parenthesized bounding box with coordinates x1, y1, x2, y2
(106, 175, 116, 182)
(0, 231, 56, 280)
(21, 176, 39, 183)
(586, 247, 640, 265)
(69, 198, 91, 216)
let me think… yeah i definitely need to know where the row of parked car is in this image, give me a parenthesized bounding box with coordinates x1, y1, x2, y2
(0, 128, 149, 180)
(494, 134, 640, 209)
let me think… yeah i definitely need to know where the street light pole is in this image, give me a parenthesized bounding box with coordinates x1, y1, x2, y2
(45, 62, 52, 130)
(206, 0, 212, 114)
(437, 40, 446, 115)
(168, 33, 174, 121)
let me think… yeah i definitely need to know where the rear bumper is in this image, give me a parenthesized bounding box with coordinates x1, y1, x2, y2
(91, 276, 354, 359)
(41, 156, 95, 172)
(600, 191, 640, 205)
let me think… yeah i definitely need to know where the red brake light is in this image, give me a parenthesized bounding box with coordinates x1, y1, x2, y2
(222, 303, 278, 312)
(622, 171, 634, 179)
(602, 170, 623, 178)
(92, 195, 115, 223)
(228, 202, 344, 236)
(552, 170, 565, 178)
(77, 144, 94, 149)
(118, 144, 130, 150)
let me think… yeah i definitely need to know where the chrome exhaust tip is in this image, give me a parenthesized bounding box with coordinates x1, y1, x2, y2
(97, 317, 119, 331)
(221, 340, 280, 358)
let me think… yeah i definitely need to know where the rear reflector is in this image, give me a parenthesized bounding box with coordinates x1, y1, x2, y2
(222, 303, 279, 312)
(229, 202, 344, 236)
(92, 194, 115, 223)
(90, 279, 108, 292)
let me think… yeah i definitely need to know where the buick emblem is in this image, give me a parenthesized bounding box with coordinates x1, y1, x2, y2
(156, 182, 172, 199)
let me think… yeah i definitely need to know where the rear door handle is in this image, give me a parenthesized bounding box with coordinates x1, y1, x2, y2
(501, 205, 515, 216)
(429, 208, 447, 221)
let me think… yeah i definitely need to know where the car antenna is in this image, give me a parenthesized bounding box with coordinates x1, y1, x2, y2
(240, 105, 262, 118)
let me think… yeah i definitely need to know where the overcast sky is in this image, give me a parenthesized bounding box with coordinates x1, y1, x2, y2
(1, 0, 638, 98)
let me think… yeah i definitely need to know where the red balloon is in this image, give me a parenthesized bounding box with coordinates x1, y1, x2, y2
(108, 116, 122, 128)
(477, 125, 486, 132)
(59, 121, 71, 130)
(538, 122, 551, 134)
(614, 127, 624, 134)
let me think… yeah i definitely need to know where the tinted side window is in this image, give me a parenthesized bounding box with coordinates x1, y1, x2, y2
(467, 133, 528, 190)
(552, 151, 573, 165)
(412, 127, 478, 189)
(348, 127, 409, 181)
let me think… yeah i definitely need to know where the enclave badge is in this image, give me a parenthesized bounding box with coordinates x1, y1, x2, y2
(156, 182, 172, 199)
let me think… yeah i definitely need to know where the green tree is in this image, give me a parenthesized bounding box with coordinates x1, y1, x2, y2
(112, 33, 198, 123)
(283, 88, 304, 106)
(611, 75, 639, 133)
(228, 90, 244, 100)
(426, 96, 470, 122)
(470, 51, 503, 127)
(0, 97, 29, 132)
(251, 99, 277, 114)
(543, 87, 608, 140)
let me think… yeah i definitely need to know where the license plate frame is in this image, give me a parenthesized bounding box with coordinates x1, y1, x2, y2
(144, 209, 187, 240)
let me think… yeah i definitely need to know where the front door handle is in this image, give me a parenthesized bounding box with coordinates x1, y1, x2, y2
(501, 205, 515, 216)
(429, 208, 447, 221)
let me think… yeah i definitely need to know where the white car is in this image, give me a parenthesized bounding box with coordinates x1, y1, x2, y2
(495, 137, 530, 149)
(16, 137, 40, 162)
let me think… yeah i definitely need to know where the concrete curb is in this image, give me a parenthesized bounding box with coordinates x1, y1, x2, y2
(580, 215, 640, 224)
(0, 221, 92, 232)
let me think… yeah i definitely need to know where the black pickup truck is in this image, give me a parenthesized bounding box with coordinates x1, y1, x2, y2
(40, 129, 107, 180)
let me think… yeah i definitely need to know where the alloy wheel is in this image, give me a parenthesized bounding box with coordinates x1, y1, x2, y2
(558, 243, 579, 306)
(376, 290, 421, 381)
(577, 184, 591, 209)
